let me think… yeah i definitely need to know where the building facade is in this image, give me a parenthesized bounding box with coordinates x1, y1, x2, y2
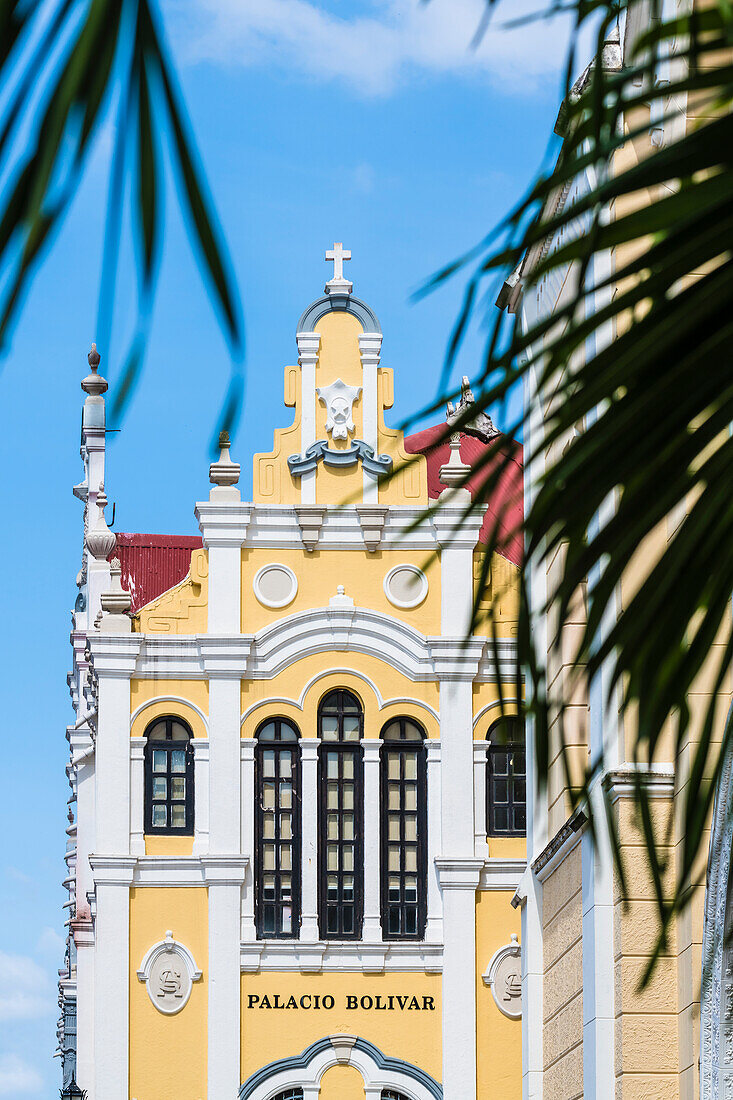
(505, 14, 733, 1100)
(59, 252, 526, 1099)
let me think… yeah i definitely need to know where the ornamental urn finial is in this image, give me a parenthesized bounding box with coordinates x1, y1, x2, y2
(81, 343, 108, 397)
(209, 430, 240, 496)
(439, 432, 472, 491)
(85, 482, 117, 560)
(100, 557, 132, 621)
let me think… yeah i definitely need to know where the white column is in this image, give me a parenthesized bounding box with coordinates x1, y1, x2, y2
(192, 738, 210, 856)
(581, 787, 616, 1100)
(129, 739, 145, 855)
(424, 740, 443, 943)
(436, 858, 484, 1100)
(209, 677, 241, 854)
(299, 739, 320, 941)
(473, 740, 488, 858)
(194, 496, 249, 635)
(359, 332, 382, 503)
(96, 674, 133, 853)
(297, 332, 320, 506)
(92, 861, 135, 1100)
(240, 738, 256, 940)
(362, 738, 383, 942)
(518, 871, 544, 1100)
(206, 858, 247, 1100)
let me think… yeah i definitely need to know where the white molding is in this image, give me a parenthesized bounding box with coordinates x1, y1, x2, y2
(424, 740, 443, 942)
(479, 858, 526, 892)
(362, 739, 383, 943)
(299, 738, 320, 942)
(130, 738, 145, 855)
(239, 738, 256, 940)
(472, 697, 522, 732)
(192, 738, 210, 856)
(240, 673, 440, 726)
(473, 740, 488, 858)
(241, 941, 443, 974)
(602, 764, 675, 802)
(252, 562, 298, 609)
(383, 564, 429, 609)
(90, 854, 248, 887)
(91, 620, 517, 685)
(136, 930, 202, 1015)
(129, 695, 210, 734)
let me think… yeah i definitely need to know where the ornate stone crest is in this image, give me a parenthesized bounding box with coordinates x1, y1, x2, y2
(317, 379, 362, 441)
(137, 930, 202, 1015)
(482, 933, 522, 1019)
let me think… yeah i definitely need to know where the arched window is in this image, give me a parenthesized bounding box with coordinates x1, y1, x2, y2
(255, 719, 301, 938)
(486, 716, 526, 836)
(380, 718, 427, 939)
(144, 717, 194, 835)
(318, 690, 363, 939)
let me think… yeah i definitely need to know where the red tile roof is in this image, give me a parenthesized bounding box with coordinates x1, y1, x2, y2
(112, 533, 202, 614)
(404, 425, 524, 566)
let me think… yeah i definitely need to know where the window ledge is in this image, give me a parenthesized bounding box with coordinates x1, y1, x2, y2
(240, 940, 443, 974)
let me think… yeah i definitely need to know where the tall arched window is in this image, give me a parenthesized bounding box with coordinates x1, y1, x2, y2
(380, 718, 427, 939)
(255, 719, 301, 939)
(144, 716, 194, 835)
(318, 690, 363, 939)
(486, 715, 526, 836)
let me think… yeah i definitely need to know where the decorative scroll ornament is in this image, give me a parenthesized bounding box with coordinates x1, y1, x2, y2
(137, 931, 202, 1015)
(288, 439, 392, 479)
(482, 933, 522, 1018)
(446, 375, 499, 442)
(317, 378, 362, 441)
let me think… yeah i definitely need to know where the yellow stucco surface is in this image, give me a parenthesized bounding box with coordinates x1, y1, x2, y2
(135, 548, 208, 634)
(240, 651, 440, 739)
(319, 1064, 365, 1099)
(130, 680, 209, 738)
(129, 887, 208, 1100)
(475, 891, 522, 1099)
(242, 546, 440, 634)
(240, 971, 442, 1086)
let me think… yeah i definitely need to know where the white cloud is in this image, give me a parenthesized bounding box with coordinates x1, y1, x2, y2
(0, 1054, 44, 1096)
(0, 953, 54, 1022)
(178, 0, 576, 96)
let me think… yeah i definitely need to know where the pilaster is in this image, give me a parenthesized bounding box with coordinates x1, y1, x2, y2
(91, 857, 135, 1100)
(299, 738, 320, 942)
(296, 331, 321, 505)
(240, 738, 256, 940)
(362, 738, 383, 942)
(192, 738, 210, 856)
(358, 332, 382, 502)
(205, 857, 247, 1100)
(424, 739, 443, 943)
(129, 738, 145, 856)
(473, 739, 489, 858)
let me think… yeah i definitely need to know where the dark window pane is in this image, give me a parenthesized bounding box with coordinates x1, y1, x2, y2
(255, 720, 301, 939)
(487, 725, 527, 838)
(379, 735, 426, 941)
(145, 718, 193, 835)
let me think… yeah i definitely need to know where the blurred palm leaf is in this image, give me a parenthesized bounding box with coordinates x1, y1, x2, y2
(424, 0, 733, 978)
(0, 0, 243, 428)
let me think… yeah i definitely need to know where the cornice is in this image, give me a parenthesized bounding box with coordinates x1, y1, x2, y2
(240, 940, 443, 974)
(478, 858, 526, 892)
(194, 501, 251, 548)
(435, 857, 485, 890)
(90, 854, 249, 888)
(602, 764, 675, 802)
(531, 807, 587, 883)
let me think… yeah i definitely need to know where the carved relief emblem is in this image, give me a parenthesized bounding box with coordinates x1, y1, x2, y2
(137, 930, 202, 1015)
(317, 379, 362, 441)
(482, 933, 522, 1019)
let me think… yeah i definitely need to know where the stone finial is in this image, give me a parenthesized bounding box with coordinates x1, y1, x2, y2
(329, 584, 355, 610)
(209, 431, 240, 493)
(446, 376, 498, 442)
(85, 482, 117, 560)
(99, 557, 132, 632)
(439, 433, 472, 490)
(81, 342, 108, 396)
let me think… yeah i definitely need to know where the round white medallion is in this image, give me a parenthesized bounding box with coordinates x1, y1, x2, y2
(253, 563, 298, 609)
(383, 564, 428, 609)
(483, 934, 522, 1019)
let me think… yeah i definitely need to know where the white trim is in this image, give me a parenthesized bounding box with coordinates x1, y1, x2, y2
(240, 673, 440, 726)
(240, 738, 256, 940)
(473, 740, 488, 858)
(241, 1034, 440, 1100)
(136, 930, 202, 1015)
(383, 564, 429, 610)
(90, 854, 248, 887)
(241, 941, 443, 974)
(252, 562, 298, 609)
(130, 738, 145, 856)
(299, 738, 320, 942)
(192, 738, 210, 856)
(362, 739, 383, 943)
(479, 858, 526, 892)
(472, 698, 522, 732)
(425, 740, 443, 942)
(129, 695, 210, 734)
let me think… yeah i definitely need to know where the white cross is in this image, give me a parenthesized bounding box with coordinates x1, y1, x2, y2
(325, 242, 351, 281)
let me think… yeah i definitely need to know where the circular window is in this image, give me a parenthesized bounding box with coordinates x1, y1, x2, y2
(253, 564, 298, 609)
(383, 564, 428, 609)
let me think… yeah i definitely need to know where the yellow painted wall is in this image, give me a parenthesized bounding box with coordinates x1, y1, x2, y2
(242, 546, 440, 635)
(129, 887, 208, 1100)
(130, 682, 209, 740)
(135, 548, 208, 635)
(319, 1065, 365, 1100)
(240, 972, 442, 1085)
(476, 891, 522, 1098)
(240, 652, 440, 739)
(253, 363, 302, 505)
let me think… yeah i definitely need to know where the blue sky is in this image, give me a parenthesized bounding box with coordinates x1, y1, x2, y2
(0, 0, 575, 1091)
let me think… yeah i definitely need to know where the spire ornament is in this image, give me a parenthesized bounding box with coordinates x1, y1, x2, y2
(446, 376, 498, 442)
(85, 483, 116, 560)
(81, 343, 108, 396)
(209, 431, 240, 494)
